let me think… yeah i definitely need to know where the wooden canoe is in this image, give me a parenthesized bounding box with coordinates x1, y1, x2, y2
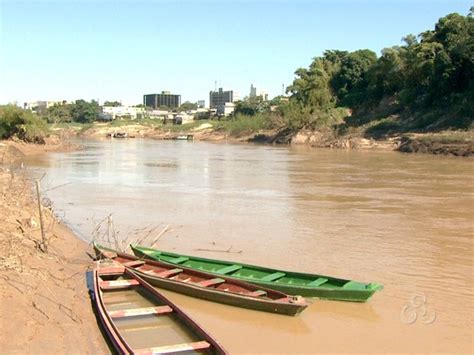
(91, 260, 227, 354)
(95, 244, 308, 316)
(131, 245, 383, 302)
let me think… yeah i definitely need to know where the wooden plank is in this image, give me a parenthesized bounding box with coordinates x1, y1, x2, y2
(100, 279, 139, 290)
(169, 256, 189, 264)
(260, 272, 286, 282)
(246, 290, 267, 297)
(154, 268, 183, 278)
(98, 266, 125, 275)
(136, 267, 183, 278)
(307, 277, 328, 287)
(215, 264, 242, 275)
(197, 278, 225, 287)
(135, 341, 210, 354)
(122, 260, 145, 267)
(109, 305, 173, 318)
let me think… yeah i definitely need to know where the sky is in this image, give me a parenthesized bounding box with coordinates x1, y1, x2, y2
(0, 0, 471, 106)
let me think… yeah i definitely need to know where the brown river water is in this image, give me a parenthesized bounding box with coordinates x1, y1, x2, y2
(26, 139, 473, 353)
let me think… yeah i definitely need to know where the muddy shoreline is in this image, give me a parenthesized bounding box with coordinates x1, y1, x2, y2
(0, 140, 108, 353)
(70, 122, 474, 157)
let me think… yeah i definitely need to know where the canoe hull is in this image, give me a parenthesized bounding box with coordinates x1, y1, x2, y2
(91, 261, 227, 354)
(132, 268, 307, 316)
(94, 244, 308, 316)
(132, 245, 383, 302)
(239, 281, 378, 302)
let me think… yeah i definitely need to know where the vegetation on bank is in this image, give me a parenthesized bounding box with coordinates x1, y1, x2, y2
(46, 99, 100, 123)
(232, 9, 473, 138)
(0, 105, 49, 143)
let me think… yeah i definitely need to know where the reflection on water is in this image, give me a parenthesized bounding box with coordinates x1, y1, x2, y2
(26, 139, 473, 353)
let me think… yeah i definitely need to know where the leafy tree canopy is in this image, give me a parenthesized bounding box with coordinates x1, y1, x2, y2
(103, 101, 121, 107)
(180, 101, 198, 111)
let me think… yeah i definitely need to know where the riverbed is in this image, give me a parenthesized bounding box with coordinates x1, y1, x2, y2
(26, 139, 473, 353)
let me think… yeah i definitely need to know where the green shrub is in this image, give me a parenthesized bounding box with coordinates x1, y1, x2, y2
(214, 113, 281, 136)
(0, 105, 49, 143)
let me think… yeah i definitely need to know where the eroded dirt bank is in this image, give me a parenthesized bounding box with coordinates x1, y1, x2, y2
(74, 122, 473, 156)
(0, 141, 107, 353)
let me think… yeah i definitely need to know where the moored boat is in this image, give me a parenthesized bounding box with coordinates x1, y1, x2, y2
(131, 244, 383, 302)
(95, 244, 308, 316)
(91, 260, 227, 354)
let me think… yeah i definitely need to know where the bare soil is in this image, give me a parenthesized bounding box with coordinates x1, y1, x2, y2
(0, 140, 108, 353)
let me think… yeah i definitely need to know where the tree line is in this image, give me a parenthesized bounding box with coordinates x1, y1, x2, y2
(283, 10, 473, 131)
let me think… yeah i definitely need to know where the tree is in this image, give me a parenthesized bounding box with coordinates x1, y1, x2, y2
(286, 55, 338, 110)
(46, 103, 72, 123)
(366, 47, 404, 101)
(331, 49, 377, 106)
(234, 96, 269, 116)
(0, 105, 49, 142)
(70, 100, 100, 123)
(180, 101, 198, 111)
(103, 101, 121, 107)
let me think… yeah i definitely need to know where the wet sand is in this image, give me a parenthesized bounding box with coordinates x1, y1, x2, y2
(0, 141, 108, 353)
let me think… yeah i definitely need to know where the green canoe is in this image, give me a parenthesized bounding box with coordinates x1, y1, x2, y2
(131, 245, 383, 302)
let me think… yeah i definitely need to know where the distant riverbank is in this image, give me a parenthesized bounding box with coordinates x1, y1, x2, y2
(52, 120, 474, 157)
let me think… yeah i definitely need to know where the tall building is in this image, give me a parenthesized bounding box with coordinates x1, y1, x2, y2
(197, 100, 205, 108)
(143, 91, 181, 109)
(249, 84, 257, 98)
(209, 88, 234, 109)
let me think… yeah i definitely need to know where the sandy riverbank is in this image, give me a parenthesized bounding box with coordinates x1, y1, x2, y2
(63, 121, 474, 156)
(0, 140, 108, 353)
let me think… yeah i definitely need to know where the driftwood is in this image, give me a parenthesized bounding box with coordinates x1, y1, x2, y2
(34, 180, 48, 252)
(195, 246, 242, 254)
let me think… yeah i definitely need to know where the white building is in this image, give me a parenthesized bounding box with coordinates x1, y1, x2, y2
(217, 102, 235, 117)
(24, 100, 66, 111)
(101, 106, 146, 120)
(259, 90, 269, 101)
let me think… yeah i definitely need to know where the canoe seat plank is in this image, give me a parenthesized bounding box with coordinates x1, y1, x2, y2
(100, 279, 139, 290)
(135, 340, 210, 354)
(197, 278, 225, 287)
(109, 305, 173, 318)
(307, 277, 329, 287)
(122, 260, 145, 268)
(98, 266, 125, 275)
(135, 267, 183, 278)
(260, 272, 286, 282)
(154, 268, 183, 278)
(169, 256, 189, 264)
(342, 281, 362, 289)
(246, 290, 267, 297)
(215, 264, 242, 275)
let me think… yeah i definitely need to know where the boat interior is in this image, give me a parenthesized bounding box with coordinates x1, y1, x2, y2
(97, 267, 213, 354)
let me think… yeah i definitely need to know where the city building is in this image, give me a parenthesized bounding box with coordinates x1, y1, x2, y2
(100, 106, 146, 120)
(217, 102, 235, 117)
(24, 100, 66, 111)
(249, 84, 257, 98)
(143, 91, 181, 109)
(259, 90, 269, 101)
(196, 100, 205, 108)
(209, 88, 234, 109)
